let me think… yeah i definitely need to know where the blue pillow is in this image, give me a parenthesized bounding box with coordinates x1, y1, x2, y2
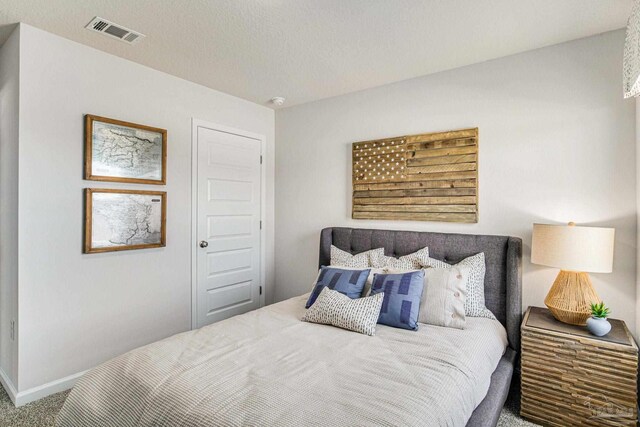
(370, 270, 425, 330)
(306, 267, 370, 308)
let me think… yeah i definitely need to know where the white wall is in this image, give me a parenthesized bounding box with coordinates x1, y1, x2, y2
(0, 25, 20, 388)
(12, 24, 275, 395)
(275, 30, 637, 334)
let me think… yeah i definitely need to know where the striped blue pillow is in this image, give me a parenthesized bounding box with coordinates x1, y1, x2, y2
(306, 266, 370, 308)
(370, 270, 425, 330)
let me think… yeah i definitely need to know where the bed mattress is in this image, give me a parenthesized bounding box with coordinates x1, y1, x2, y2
(57, 294, 507, 427)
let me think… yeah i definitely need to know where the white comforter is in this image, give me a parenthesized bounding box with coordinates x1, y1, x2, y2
(57, 295, 507, 427)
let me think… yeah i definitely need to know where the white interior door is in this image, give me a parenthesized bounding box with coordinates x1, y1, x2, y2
(195, 124, 262, 328)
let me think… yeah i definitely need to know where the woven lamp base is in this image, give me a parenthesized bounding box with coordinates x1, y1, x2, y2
(544, 270, 601, 326)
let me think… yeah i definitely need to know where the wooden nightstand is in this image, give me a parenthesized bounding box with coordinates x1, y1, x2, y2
(521, 306, 638, 426)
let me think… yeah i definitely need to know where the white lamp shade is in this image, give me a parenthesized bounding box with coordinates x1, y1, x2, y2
(531, 223, 615, 273)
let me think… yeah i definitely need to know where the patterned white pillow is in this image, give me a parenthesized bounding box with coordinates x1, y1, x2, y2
(371, 247, 430, 270)
(302, 287, 384, 336)
(330, 245, 383, 268)
(422, 253, 496, 320)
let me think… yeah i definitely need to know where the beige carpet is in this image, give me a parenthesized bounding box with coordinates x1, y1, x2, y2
(0, 382, 538, 427)
(0, 388, 68, 427)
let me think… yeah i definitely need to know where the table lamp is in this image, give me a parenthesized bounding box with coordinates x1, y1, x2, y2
(531, 222, 615, 325)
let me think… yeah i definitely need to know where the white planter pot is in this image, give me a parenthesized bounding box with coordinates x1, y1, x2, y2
(586, 316, 611, 337)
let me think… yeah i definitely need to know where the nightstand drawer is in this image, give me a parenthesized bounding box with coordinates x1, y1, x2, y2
(521, 307, 638, 427)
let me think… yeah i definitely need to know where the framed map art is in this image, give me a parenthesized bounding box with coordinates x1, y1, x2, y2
(85, 115, 167, 184)
(84, 188, 167, 254)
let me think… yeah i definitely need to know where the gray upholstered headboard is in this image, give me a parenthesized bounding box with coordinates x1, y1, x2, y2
(319, 227, 523, 352)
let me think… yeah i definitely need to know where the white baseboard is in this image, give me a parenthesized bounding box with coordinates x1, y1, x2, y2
(0, 367, 87, 407)
(0, 366, 18, 405)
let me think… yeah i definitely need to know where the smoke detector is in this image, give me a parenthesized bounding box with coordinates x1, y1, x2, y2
(85, 17, 145, 44)
(271, 97, 286, 106)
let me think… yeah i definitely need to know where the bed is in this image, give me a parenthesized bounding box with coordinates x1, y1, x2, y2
(57, 227, 522, 427)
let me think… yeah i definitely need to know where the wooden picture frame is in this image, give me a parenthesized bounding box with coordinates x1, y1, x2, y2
(85, 114, 167, 185)
(84, 188, 167, 254)
(352, 128, 478, 223)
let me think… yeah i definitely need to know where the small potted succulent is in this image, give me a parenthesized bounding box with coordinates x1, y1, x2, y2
(586, 302, 611, 337)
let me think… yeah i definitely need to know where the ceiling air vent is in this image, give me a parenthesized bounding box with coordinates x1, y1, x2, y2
(85, 17, 145, 44)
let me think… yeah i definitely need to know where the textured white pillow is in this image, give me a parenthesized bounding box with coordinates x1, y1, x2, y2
(422, 253, 496, 320)
(302, 287, 384, 336)
(420, 266, 469, 329)
(330, 245, 383, 268)
(371, 247, 430, 270)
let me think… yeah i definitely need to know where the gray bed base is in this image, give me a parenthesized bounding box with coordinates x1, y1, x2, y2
(319, 227, 523, 427)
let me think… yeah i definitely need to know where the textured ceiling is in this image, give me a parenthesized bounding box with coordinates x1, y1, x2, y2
(0, 0, 634, 108)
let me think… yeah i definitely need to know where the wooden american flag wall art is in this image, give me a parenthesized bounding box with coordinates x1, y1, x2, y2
(352, 128, 478, 223)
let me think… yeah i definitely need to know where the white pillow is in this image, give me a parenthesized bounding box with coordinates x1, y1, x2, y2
(371, 247, 430, 270)
(421, 253, 496, 320)
(330, 245, 383, 268)
(302, 287, 384, 336)
(419, 266, 469, 329)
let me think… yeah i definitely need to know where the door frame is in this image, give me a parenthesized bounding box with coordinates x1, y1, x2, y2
(191, 118, 266, 330)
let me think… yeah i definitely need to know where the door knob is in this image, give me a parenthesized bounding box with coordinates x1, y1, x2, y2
(199, 241, 209, 248)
